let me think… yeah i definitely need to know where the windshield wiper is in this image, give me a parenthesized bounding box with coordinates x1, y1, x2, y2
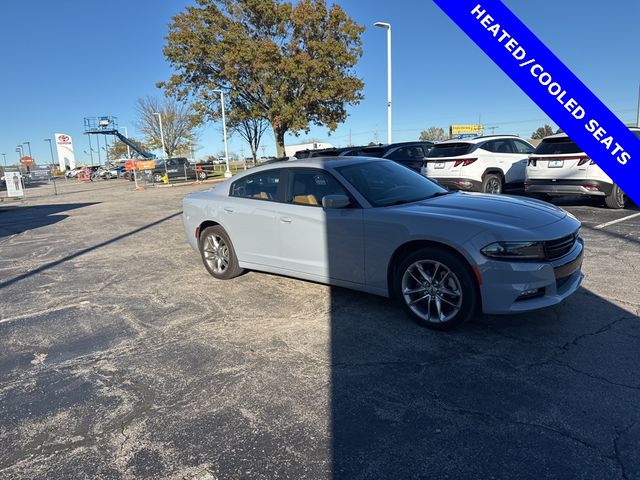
(423, 191, 452, 199)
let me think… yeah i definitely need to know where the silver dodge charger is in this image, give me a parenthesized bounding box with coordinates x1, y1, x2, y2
(182, 157, 583, 329)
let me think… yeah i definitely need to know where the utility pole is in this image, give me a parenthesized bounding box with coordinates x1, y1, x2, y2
(123, 127, 132, 158)
(636, 82, 640, 128)
(44, 139, 55, 166)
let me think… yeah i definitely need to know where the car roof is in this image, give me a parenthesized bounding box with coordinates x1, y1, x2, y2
(432, 135, 522, 145)
(234, 156, 386, 177)
(541, 126, 640, 141)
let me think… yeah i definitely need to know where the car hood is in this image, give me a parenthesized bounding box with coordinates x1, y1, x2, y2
(399, 192, 568, 229)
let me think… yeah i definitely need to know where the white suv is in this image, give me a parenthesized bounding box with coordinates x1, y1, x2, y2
(421, 135, 535, 194)
(524, 129, 639, 209)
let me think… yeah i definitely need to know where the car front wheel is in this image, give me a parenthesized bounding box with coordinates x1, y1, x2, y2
(394, 247, 478, 330)
(199, 226, 244, 280)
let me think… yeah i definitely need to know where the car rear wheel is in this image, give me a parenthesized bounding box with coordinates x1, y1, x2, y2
(604, 184, 627, 209)
(199, 226, 244, 280)
(482, 174, 503, 194)
(394, 247, 478, 330)
(198, 171, 207, 180)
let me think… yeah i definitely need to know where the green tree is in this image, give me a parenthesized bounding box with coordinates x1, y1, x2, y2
(160, 0, 365, 157)
(135, 96, 199, 158)
(531, 124, 554, 139)
(419, 127, 447, 142)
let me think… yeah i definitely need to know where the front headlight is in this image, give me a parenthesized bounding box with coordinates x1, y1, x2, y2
(481, 241, 545, 260)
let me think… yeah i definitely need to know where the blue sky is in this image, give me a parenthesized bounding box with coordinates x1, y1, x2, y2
(1, 0, 639, 164)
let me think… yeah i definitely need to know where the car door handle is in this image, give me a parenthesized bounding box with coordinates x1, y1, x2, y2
(280, 216, 292, 224)
(224, 207, 234, 213)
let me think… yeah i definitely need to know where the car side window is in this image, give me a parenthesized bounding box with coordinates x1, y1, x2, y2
(230, 170, 281, 201)
(484, 140, 514, 154)
(386, 146, 425, 161)
(287, 169, 349, 207)
(512, 139, 535, 154)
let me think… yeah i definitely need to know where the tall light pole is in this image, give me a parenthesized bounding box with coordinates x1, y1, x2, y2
(636, 82, 640, 128)
(153, 112, 167, 158)
(2, 153, 6, 168)
(212, 89, 231, 178)
(154, 112, 168, 179)
(23, 141, 32, 160)
(16, 145, 24, 160)
(86, 135, 95, 165)
(374, 22, 392, 144)
(123, 126, 132, 158)
(44, 139, 55, 166)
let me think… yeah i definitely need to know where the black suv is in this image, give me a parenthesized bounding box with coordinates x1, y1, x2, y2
(353, 142, 434, 171)
(149, 157, 207, 182)
(294, 146, 368, 159)
(294, 142, 433, 171)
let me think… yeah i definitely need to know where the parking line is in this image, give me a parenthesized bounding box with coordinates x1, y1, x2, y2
(593, 212, 640, 230)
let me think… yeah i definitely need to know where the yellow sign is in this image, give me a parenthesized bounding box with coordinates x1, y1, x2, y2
(450, 124, 483, 135)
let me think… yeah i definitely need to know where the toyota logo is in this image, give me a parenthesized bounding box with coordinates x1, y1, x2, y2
(58, 135, 71, 143)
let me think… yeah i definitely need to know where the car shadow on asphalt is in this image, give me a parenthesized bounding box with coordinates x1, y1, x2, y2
(0, 203, 98, 240)
(0, 210, 182, 290)
(329, 285, 639, 479)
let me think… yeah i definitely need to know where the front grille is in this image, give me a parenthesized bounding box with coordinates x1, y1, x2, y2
(544, 231, 578, 260)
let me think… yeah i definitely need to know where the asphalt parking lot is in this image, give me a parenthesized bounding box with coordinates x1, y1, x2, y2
(0, 180, 639, 479)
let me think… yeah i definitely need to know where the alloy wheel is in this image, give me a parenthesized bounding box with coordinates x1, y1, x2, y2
(485, 178, 501, 194)
(203, 234, 230, 274)
(401, 260, 463, 323)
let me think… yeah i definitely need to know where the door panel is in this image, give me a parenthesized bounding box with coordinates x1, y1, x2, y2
(224, 169, 283, 265)
(274, 203, 365, 283)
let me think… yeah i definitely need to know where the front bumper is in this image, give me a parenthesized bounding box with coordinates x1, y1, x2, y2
(477, 238, 584, 315)
(525, 179, 612, 197)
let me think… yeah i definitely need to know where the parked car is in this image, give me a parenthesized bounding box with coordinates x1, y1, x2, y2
(422, 135, 535, 193)
(148, 157, 208, 182)
(294, 146, 368, 159)
(65, 167, 84, 178)
(182, 157, 583, 330)
(524, 129, 640, 209)
(348, 142, 434, 172)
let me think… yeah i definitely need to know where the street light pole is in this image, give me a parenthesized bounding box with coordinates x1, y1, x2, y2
(123, 126, 132, 158)
(44, 139, 55, 166)
(154, 112, 168, 180)
(154, 112, 167, 158)
(374, 22, 392, 144)
(16, 145, 23, 160)
(2, 153, 6, 168)
(213, 89, 231, 178)
(23, 141, 32, 161)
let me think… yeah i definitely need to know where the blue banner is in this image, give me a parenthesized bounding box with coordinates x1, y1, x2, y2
(433, 0, 640, 205)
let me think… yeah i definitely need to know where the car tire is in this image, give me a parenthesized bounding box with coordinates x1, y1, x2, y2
(604, 184, 627, 209)
(482, 173, 503, 194)
(153, 173, 163, 183)
(199, 226, 244, 280)
(394, 247, 478, 330)
(198, 171, 207, 180)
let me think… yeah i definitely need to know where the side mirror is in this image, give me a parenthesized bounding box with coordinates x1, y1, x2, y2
(322, 194, 351, 209)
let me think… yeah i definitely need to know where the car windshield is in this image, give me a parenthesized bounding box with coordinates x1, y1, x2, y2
(427, 143, 474, 158)
(336, 160, 448, 207)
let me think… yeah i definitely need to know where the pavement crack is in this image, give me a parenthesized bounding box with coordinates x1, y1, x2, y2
(613, 422, 635, 480)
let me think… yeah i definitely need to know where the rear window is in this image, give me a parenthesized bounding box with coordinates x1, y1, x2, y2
(427, 143, 474, 158)
(534, 137, 583, 155)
